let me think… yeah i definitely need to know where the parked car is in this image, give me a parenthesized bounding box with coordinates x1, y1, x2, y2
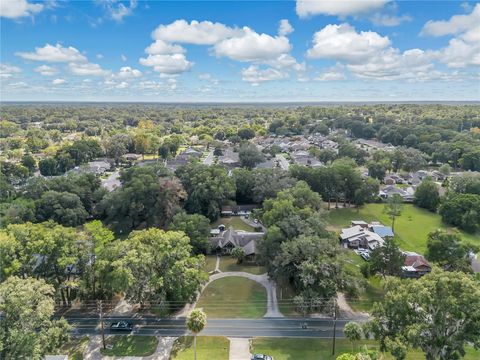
(360, 252, 371, 261)
(110, 321, 133, 332)
(251, 355, 273, 360)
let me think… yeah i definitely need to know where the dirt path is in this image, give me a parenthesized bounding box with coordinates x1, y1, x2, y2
(336, 293, 370, 320)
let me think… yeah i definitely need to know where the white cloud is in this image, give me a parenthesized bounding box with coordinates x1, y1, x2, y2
(96, 54, 104, 59)
(121, 54, 127, 61)
(52, 78, 66, 85)
(316, 65, 347, 81)
(307, 23, 437, 81)
(68, 62, 110, 76)
(307, 23, 390, 63)
(278, 19, 294, 36)
(347, 48, 433, 80)
(0, 64, 22, 78)
(116, 66, 142, 79)
(102, 0, 137, 22)
(296, 0, 388, 18)
(422, 4, 480, 68)
(16, 43, 87, 63)
(241, 65, 288, 85)
(145, 39, 186, 55)
(0, 0, 43, 19)
(214, 27, 291, 62)
(34, 65, 57, 76)
(116, 81, 129, 89)
(139, 54, 193, 74)
(421, 4, 480, 36)
(370, 13, 412, 27)
(152, 19, 242, 45)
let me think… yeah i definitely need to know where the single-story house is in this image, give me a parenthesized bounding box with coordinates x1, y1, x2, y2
(402, 252, 431, 278)
(221, 204, 260, 216)
(210, 227, 264, 259)
(369, 224, 394, 238)
(340, 225, 385, 250)
(379, 185, 415, 202)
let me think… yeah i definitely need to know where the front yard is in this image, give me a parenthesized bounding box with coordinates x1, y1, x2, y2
(251, 338, 480, 360)
(218, 256, 266, 274)
(196, 277, 267, 318)
(170, 336, 229, 360)
(211, 216, 257, 232)
(100, 335, 158, 356)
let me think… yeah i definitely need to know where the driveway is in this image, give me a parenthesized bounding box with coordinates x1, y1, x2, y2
(472, 257, 480, 273)
(101, 171, 121, 192)
(275, 154, 290, 170)
(203, 150, 214, 165)
(228, 338, 251, 360)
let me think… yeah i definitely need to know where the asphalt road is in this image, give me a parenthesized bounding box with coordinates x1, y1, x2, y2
(67, 316, 349, 338)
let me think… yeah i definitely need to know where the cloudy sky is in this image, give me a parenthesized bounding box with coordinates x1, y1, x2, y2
(1, 0, 479, 102)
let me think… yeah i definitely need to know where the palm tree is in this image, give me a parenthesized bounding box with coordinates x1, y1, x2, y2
(186, 309, 207, 360)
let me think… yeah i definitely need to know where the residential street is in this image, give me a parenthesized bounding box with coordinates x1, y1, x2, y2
(67, 316, 351, 338)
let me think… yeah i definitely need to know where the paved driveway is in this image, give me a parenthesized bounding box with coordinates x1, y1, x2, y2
(228, 338, 251, 360)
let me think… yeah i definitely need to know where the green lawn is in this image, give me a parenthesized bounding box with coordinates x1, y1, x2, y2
(204, 255, 218, 273)
(196, 277, 267, 318)
(219, 256, 266, 274)
(100, 336, 158, 356)
(350, 276, 385, 313)
(211, 217, 256, 232)
(276, 282, 301, 317)
(60, 336, 89, 360)
(170, 336, 229, 360)
(251, 338, 480, 360)
(328, 204, 479, 254)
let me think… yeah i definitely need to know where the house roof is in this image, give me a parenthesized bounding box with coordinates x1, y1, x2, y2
(340, 225, 364, 240)
(369, 225, 394, 238)
(404, 253, 430, 269)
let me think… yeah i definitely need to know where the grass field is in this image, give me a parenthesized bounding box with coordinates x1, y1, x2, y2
(60, 336, 89, 360)
(196, 277, 267, 318)
(350, 276, 385, 313)
(204, 255, 218, 273)
(219, 256, 266, 274)
(211, 217, 256, 232)
(100, 336, 158, 356)
(170, 336, 229, 360)
(328, 204, 479, 254)
(251, 338, 480, 360)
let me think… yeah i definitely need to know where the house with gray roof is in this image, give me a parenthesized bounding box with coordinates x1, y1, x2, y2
(210, 227, 264, 260)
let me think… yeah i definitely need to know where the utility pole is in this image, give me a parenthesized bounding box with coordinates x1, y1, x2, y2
(98, 300, 106, 349)
(332, 297, 337, 356)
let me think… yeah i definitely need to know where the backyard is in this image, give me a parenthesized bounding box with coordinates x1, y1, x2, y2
(328, 204, 479, 254)
(196, 276, 267, 318)
(170, 336, 229, 360)
(211, 216, 257, 232)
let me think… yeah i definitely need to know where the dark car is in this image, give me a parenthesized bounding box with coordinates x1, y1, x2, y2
(110, 321, 133, 332)
(251, 355, 273, 360)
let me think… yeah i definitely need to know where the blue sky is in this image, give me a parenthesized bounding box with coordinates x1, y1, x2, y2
(1, 0, 479, 101)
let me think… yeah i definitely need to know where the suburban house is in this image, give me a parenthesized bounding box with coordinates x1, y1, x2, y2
(221, 204, 260, 216)
(379, 185, 415, 202)
(340, 221, 394, 250)
(402, 252, 431, 278)
(210, 227, 264, 260)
